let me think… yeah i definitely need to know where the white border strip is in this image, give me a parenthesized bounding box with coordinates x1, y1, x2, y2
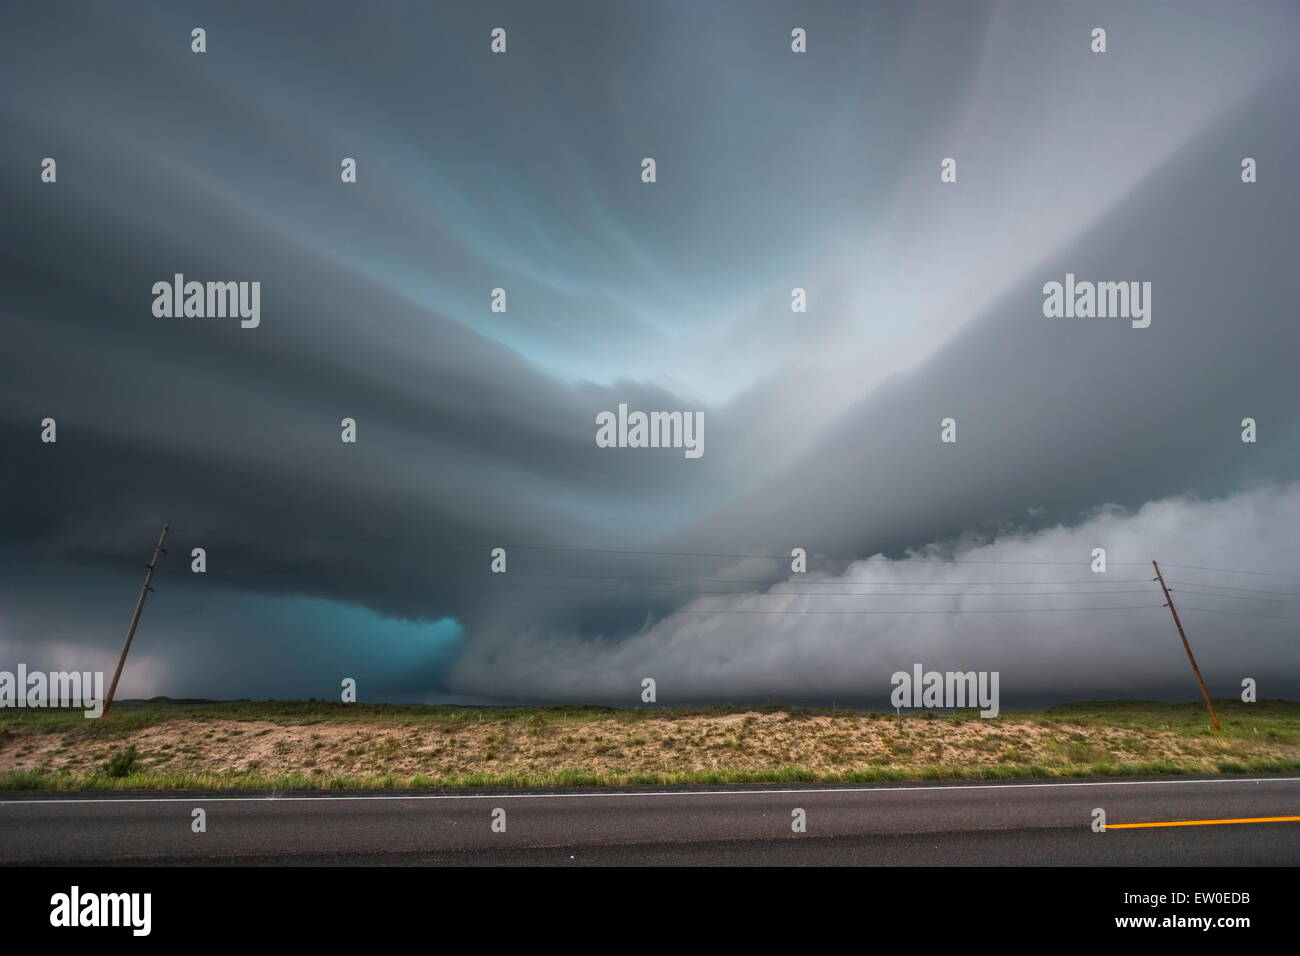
(2, 776, 1297, 806)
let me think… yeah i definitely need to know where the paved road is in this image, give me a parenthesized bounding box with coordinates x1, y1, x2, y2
(2, 775, 1297, 865)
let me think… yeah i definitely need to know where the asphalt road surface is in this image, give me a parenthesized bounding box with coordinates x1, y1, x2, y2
(2, 775, 1297, 865)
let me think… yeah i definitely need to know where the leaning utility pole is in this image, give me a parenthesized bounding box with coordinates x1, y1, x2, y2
(1152, 560, 1221, 731)
(103, 523, 169, 717)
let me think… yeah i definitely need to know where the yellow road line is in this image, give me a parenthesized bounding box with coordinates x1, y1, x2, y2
(1108, 816, 1300, 829)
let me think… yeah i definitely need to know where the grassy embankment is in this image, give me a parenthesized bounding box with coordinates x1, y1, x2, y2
(1, 698, 1297, 791)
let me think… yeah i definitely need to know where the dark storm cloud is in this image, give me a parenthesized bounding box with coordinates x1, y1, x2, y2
(449, 483, 1300, 706)
(2, 1, 1297, 702)
(680, 71, 1300, 561)
(450, 66, 1300, 704)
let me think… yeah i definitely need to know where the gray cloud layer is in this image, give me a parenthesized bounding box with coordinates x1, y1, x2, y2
(2, 1, 1297, 703)
(452, 484, 1300, 705)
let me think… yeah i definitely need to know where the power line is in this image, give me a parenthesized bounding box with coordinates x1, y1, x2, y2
(1170, 587, 1294, 606)
(669, 604, 1165, 616)
(275, 533, 1157, 567)
(497, 581, 1162, 599)
(1157, 562, 1300, 580)
(1167, 579, 1300, 598)
(508, 570, 1157, 587)
(85, 522, 1300, 581)
(1176, 603, 1300, 622)
(489, 595, 1165, 615)
(480, 545, 1152, 565)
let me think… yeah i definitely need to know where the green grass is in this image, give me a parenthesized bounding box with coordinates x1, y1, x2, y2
(0, 698, 802, 736)
(101, 744, 140, 778)
(3, 754, 1297, 793)
(1031, 698, 1300, 744)
(10, 696, 1290, 733)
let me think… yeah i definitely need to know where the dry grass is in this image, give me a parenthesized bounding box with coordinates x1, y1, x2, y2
(2, 699, 1297, 789)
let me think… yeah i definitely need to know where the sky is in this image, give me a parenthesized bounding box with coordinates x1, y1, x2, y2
(2, 1, 1299, 708)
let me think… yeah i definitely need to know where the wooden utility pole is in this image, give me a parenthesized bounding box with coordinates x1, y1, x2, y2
(1153, 560, 1220, 731)
(103, 523, 169, 717)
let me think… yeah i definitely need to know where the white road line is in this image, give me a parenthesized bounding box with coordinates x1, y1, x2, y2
(1, 776, 1296, 806)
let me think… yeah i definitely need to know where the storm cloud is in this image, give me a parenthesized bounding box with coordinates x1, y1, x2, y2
(2, 1, 1297, 704)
